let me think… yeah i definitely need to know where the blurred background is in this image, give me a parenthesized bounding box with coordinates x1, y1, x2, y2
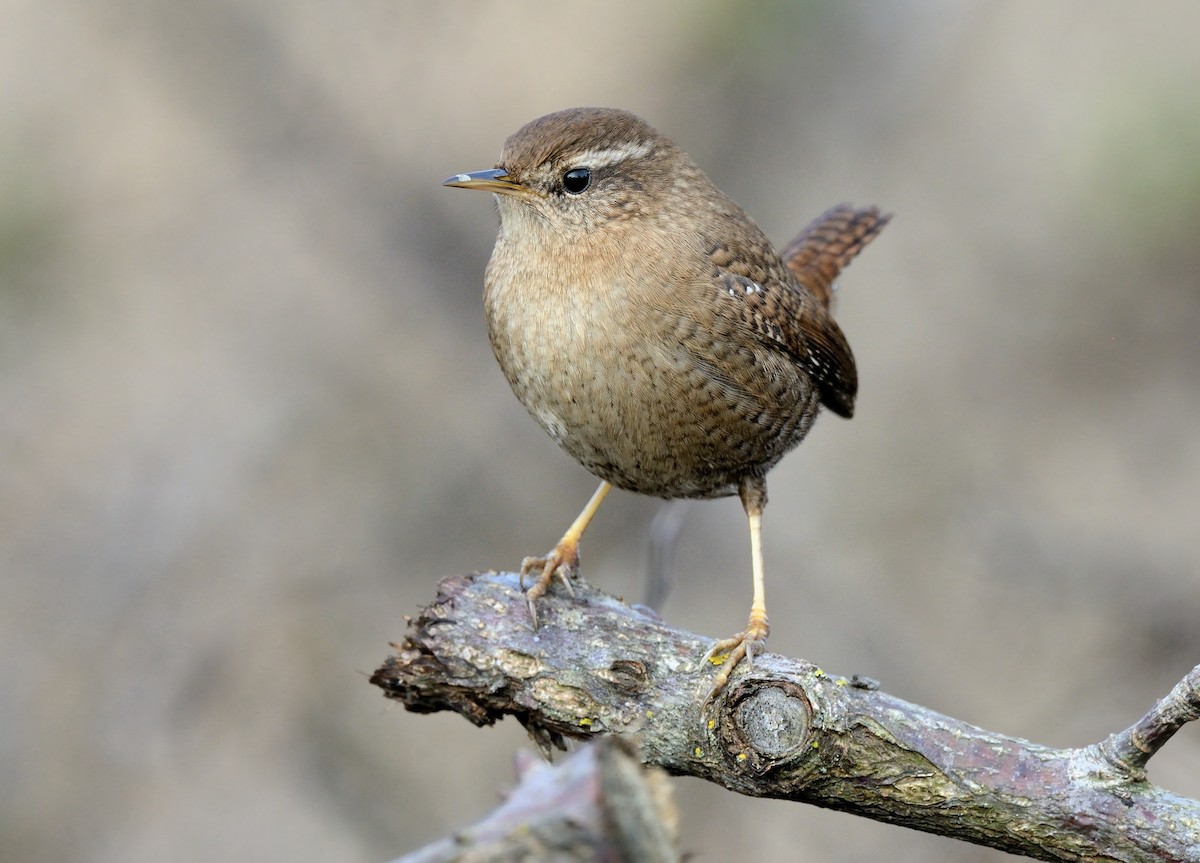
(3, 1, 1199, 860)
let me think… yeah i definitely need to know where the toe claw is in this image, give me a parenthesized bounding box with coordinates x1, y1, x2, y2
(556, 564, 576, 596)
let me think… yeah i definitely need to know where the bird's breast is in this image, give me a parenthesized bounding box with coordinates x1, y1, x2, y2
(484, 242, 639, 443)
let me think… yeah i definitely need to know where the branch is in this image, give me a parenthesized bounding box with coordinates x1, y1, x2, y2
(394, 738, 677, 863)
(372, 571, 1200, 863)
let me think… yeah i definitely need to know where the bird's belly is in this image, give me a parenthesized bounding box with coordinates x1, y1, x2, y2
(492, 314, 818, 499)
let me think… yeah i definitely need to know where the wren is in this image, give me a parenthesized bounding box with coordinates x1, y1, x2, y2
(445, 107, 889, 699)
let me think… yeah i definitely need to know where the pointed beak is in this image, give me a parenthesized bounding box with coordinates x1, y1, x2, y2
(442, 168, 528, 195)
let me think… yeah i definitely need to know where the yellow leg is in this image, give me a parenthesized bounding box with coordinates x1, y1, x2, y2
(704, 476, 771, 701)
(521, 481, 612, 625)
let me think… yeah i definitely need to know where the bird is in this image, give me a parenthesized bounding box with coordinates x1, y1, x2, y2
(444, 107, 889, 699)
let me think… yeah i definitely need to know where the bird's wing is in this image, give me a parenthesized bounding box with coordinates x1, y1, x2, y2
(705, 228, 859, 420)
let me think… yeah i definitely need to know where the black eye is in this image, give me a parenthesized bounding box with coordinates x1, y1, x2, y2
(562, 167, 591, 194)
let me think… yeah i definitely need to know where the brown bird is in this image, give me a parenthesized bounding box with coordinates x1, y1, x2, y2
(445, 107, 888, 698)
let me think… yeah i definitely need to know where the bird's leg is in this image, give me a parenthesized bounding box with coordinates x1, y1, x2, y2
(520, 481, 611, 626)
(704, 475, 770, 702)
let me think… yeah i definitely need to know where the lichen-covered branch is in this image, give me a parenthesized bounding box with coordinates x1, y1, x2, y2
(372, 571, 1200, 863)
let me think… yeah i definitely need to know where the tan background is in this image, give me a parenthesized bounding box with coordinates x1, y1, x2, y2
(3, 2, 1199, 860)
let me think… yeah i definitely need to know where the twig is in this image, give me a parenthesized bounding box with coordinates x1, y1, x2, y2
(1097, 664, 1200, 778)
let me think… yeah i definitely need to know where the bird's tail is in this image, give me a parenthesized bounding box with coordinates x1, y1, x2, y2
(780, 204, 891, 309)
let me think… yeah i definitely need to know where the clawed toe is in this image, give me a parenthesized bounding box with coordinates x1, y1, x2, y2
(702, 616, 769, 704)
(518, 544, 579, 627)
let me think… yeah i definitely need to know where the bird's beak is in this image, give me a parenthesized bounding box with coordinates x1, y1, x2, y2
(442, 168, 528, 196)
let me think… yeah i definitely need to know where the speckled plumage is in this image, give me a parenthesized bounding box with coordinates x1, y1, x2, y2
(475, 108, 885, 499)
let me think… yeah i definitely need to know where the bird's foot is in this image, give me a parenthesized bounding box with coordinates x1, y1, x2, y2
(702, 609, 770, 704)
(518, 540, 579, 627)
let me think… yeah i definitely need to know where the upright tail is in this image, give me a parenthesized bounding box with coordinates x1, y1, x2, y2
(780, 204, 891, 309)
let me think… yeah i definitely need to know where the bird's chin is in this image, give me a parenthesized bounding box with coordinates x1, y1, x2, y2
(495, 196, 558, 239)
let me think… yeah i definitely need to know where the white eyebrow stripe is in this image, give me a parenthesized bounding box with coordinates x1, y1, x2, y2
(575, 142, 654, 169)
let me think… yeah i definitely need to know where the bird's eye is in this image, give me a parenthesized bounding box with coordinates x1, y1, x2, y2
(562, 167, 591, 194)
